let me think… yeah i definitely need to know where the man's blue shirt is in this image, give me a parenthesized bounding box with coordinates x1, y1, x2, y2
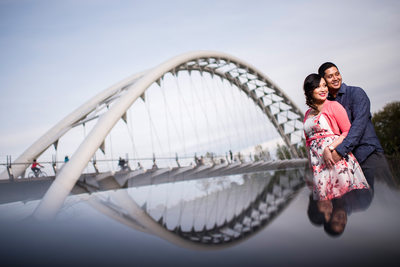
(328, 83, 383, 163)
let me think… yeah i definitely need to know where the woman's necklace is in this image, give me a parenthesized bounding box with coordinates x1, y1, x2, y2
(308, 101, 325, 118)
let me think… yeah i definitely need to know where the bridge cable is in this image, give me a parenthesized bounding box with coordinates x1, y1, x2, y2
(82, 123, 89, 174)
(214, 76, 238, 156)
(145, 90, 155, 164)
(251, 88, 268, 158)
(174, 72, 200, 159)
(206, 74, 230, 159)
(198, 72, 219, 157)
(126, 106, 138, 166)
(160, 75, 183, 165)
(222, 178, 233, 225)
(178, 181, 190, 230)
(225, 71, 246, 154)
(156, 75, 189, 226)
(235, 75, 253, 159)
(249, 98, 263, 153)
(145, 89, 166, 164)
(189, 71, 212, 156)
(248, 83, 265, 152)
(242, 75, 261, 156)
(201, 183, 210, 231)
(108, 128, 114, 171)
(200, 71, 229, 159)
(160, 80, 172, 163)
(175, 73, 187, 159)
(223, 77, 246, 155)
(244, 81, 263, 159)
(160, 76, 191, 226)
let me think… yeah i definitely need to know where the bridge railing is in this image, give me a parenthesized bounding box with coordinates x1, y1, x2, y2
(0, 150, 289, 181)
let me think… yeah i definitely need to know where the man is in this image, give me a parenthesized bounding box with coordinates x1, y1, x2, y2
(318, 62, 392, 188)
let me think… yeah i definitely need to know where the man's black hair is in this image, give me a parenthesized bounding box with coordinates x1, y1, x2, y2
(318, 62, 338, 77)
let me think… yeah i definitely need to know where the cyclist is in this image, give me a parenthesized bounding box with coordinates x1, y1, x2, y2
(31, 159, 43, 176)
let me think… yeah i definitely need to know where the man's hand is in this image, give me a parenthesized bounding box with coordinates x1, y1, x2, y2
(323, 147, 335, 169)
(331, 150, 342, 163)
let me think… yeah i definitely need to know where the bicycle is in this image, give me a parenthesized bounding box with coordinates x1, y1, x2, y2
(27, 168, 48, 178)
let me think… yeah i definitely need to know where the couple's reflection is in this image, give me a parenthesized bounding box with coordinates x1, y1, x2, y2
(307, 177, 374, 237)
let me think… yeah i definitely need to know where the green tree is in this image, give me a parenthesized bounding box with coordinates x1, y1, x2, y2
(372, 101, 400, 156)
(276, 144, 291, 160)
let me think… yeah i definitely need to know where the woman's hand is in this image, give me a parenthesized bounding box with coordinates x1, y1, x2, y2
(323, 146, 335, 169)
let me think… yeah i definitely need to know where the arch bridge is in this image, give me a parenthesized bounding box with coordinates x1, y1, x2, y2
(0, 51, 306, 219)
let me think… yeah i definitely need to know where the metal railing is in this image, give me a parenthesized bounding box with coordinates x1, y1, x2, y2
(0, 148, 306, 181)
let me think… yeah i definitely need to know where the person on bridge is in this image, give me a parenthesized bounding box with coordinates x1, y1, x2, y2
(136, 162, 143, 170)
(118, 157, 129, 170)
(31, 159, 43, 175)
(318, 62, 393, 189)
(303, 73, 369, 201)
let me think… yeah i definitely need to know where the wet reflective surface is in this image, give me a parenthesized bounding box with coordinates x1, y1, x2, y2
(0, 168, 399, 267)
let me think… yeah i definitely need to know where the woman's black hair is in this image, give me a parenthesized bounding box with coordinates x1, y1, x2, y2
(303, 73, 323, 111)
(307, 194, 325, 226)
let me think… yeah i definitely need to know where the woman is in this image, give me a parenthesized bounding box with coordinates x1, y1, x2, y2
(303, 73, 369, 200)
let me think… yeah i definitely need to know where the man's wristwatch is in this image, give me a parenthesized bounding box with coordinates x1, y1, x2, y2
(328, 145, 335, 152)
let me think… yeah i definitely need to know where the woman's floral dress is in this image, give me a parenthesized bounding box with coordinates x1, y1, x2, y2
(304, 113, 369, 200)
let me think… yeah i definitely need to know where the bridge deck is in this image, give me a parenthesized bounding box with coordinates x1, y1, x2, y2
(0, 159, 307, 204)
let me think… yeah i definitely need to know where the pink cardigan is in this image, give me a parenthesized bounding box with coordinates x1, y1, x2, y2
(304, 100, 351, 147)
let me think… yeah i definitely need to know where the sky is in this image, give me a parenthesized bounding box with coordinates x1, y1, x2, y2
(1, 0, 399, 161)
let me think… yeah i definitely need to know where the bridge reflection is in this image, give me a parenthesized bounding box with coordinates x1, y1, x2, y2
(84, 167, 306, 249)
(0, 166, 307, 250)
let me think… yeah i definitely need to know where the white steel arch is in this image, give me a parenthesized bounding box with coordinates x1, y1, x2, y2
(1, 51, 305, 219)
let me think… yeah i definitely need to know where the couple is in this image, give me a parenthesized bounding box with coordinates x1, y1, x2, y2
(303, 62, 391, 202)
(307, 186, 373, 236)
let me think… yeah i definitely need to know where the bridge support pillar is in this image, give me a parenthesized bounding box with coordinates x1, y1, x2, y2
(92, 156, 99, 174)
(52, 155, 58, 175)
(6, 155, 14, 181)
